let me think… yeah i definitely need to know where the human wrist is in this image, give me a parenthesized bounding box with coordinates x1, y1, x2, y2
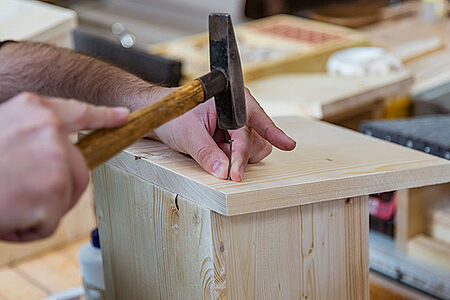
(127, 85, 175, 112)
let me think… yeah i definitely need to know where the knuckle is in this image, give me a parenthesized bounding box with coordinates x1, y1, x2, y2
(40, 111, 63, 132)
(14, 92, 42, 105)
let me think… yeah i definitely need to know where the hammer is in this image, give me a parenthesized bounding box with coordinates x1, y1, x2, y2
(76, 13, 246, 175)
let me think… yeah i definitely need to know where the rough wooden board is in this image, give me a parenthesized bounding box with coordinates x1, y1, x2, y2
(362, 3, 450, 95)
(369, 272, 435, 300)
(0, 182, 96, 266)
(396, 183, 450, 251)
(94, 164, 215, 300)
(429, 200, 450, 244)
(0, 237, 87, 299)
(211, 196, 369, 300)
(0, 0, 77, 47)
(151, 14, 368, 83)
(407, 234, 450, 271)
(11, 238, 86, 294)
(246, 72, 413, 119)
(0, 267, 48, 300)
(107, 116, 450, 216)
(369, 231, 450, 299)
(94, 164, 369, 299)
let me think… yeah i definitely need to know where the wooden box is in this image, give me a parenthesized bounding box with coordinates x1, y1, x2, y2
(93, 116, 450, 300)
(0, 0, 77, 48)
(150, 15, 368, 83)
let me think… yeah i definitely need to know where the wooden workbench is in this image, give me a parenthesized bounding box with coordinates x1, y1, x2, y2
(246, 71, 413, 129)
(92, 116, 450, 299)
(362, 0, 450, 96)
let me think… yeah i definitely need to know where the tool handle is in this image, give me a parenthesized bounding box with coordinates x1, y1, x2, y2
(76, 80, 205, 169)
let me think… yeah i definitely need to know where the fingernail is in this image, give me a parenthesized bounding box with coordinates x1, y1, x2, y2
(212, 161, 226, 178)
(230, 160, 244, 182)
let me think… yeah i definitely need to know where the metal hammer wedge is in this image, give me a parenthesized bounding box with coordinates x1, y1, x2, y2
(76, 13, 246, 170)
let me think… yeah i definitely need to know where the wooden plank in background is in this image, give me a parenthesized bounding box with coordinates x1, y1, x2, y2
(407, 234, 450, 271)
(246, 72, 413, 120)
(396, 183, 450, 251)
(0, 267, 47, 300)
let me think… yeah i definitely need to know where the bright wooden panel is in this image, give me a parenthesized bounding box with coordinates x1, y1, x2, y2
(94, 164, 369, 299)
(94, 164, 215, 300)
(107, 116, 450, 216)
(246, 72, 413, 119)
(211, 196, 369, 300)
(396, 183, 450, 251)
(407, 234, 450, 271)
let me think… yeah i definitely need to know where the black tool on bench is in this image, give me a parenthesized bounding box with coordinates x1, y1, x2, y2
(360, 115, 450, 160)
(72, 28, 182, 87)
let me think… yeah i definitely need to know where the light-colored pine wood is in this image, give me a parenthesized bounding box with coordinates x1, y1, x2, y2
(11, 238, 86, 294)
(0, 237, 88, 299)
(246, 72, 413, 120)
(362, 1, 450, 96)
(407, 234, 450, 271)
(428, 200, 450, 244)
(0, 0, 77, 48)
(94, 164, 216, 300)
(94, 163, 369, 300)
(151, 15, 368, 83)
(210, 195, 369, 300)
(0, 267, 48, 300)
(369, 271, 435, 300)
(395, 183, 450, 251)
(106, 116, 450, 216)
(0, 181, 96, 266)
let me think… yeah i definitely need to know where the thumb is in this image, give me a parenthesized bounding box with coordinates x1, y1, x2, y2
(41, 97, 129, 133)
(185, 131, 229, 179)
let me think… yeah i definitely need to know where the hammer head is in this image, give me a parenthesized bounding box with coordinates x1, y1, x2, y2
(209, 13, 246, 130)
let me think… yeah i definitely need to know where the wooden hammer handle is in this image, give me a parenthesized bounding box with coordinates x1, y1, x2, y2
(76, 80, 205, 169)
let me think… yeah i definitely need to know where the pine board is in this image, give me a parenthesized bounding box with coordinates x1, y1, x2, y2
(106, 116, 450, 216)
(0, 0, 77, 47)
(246, 72, 413, 119)
(407, 234, 450, 271)
(94, 163, 369, 300)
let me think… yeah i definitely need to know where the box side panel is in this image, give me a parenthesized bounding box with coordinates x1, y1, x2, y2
(211, 196, 369, 300)
(93, 164, 215, 300)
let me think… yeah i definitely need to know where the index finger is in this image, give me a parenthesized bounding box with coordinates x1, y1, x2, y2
(41, 97, 129, 133)
(245, 89, 296, 151)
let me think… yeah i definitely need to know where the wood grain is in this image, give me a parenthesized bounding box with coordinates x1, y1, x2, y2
(94, 163, 370, 299)
(428, 199, 450, 244)
(246, 72, 413, 120)
(0, 0, 77, 48)
(211, 196, 369, 300)
(395, 183, 450, 251)
(106, 116, 450, 216)
(77, 80, 204, 169)
(407, 234, 450, 271)
(151, 14, 368, 83)
(93, 164, 215, 300)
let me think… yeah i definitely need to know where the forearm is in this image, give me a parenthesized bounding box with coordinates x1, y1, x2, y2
(0, 42, 165, 110)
